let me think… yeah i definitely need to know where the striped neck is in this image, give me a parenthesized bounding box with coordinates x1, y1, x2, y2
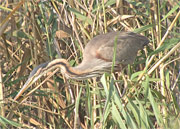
(39, 59, 102, 80)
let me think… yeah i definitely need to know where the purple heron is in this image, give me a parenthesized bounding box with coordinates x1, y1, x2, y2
(14, 31, 149, 101)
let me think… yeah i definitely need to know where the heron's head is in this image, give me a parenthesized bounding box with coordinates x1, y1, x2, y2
(13, 59, 76, 101)
(13, 62, 50, 101)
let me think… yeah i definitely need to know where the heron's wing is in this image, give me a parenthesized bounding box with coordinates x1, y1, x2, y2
(96, 32, 149, 64)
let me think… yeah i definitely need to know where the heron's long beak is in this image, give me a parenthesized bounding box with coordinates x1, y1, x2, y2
(14, 62, 49, 101)
(13, 79, 31, 101)
(14, 74, 42, 101)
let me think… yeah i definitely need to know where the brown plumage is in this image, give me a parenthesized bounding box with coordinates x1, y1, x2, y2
(14, 31, 149, 100)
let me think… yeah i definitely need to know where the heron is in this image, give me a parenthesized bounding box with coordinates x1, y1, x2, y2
(14, 31, 149, 101)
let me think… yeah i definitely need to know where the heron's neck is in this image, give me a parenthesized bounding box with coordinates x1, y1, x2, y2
(47, 59, 99, 79)
(44, 58, 115, 79)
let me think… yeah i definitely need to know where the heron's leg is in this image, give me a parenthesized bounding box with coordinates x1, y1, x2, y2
(112, 66, 128, 98)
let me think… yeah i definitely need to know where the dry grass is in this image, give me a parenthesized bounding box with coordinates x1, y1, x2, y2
(0, 0, 180, 128)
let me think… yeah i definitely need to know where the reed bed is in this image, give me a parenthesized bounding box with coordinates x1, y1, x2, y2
(0, 0, 180, 128)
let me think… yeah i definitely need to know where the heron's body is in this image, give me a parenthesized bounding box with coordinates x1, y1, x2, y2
(14, 31, 149, 100)
(76, 32, 149, 71)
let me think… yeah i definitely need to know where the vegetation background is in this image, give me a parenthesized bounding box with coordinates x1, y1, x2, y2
(0, 0, 180, 128)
